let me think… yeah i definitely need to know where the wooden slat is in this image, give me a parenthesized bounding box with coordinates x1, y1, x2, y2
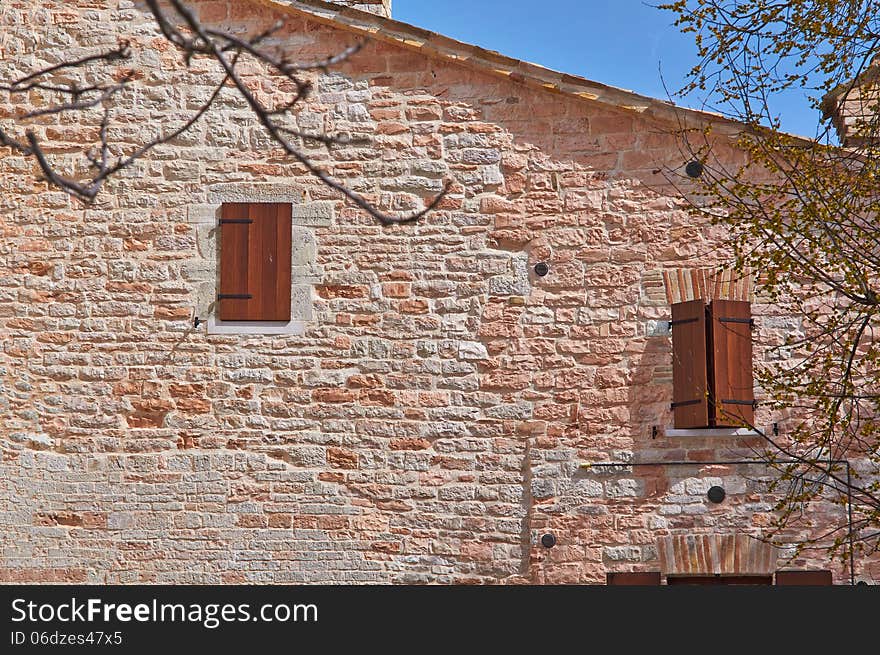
(775, 570, 833, 585)
(217, 203, 250, 321)
(274, 203, 292, 322)
(249, 203, 272, 322)
(710, 299, 754, 427)
(606, 572, 662, 585)
(672, 299, 710, 428)
(247, 203, 291, 321)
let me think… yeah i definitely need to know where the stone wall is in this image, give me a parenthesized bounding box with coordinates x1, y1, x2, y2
(1, 0, 874, 584)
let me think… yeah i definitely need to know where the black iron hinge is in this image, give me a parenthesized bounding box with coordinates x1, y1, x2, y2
(720, 399, 758, 407)
(668, 317, 699, 329)
(717, 316, 754, 327)
(671, 398, 703, 409)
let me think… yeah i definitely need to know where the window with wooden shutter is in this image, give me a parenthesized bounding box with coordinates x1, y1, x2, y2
(606, 572, 662, 585)
(671, 300, 710, 429)
(775, 570, 833, 585)
(217, 202, 292, 322)
(671, 298, 755, 428)
(710, 299, 755, 427)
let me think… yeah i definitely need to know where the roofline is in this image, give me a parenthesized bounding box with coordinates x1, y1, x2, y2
(821, 56, 880, 128)
(822, 55, 880, 107)
(252, 0, 813, 143)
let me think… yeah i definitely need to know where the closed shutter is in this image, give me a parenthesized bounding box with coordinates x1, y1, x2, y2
(606, 572, 662, 585)
(218, 202, 292, 322)
(218, 202, 251, 321)
(671, 299, 710, 428)
(775, 570, 833, 585)
(709, 299, 754, 427)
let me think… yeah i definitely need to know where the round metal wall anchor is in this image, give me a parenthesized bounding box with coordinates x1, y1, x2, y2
(534, 262, 550, 277)
(707, 486, 726, 504)
(541, 533, 557, 548)
(685, 160, 704, 178)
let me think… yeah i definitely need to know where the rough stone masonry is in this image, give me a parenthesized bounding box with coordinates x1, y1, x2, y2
(0, 0, 876, 584)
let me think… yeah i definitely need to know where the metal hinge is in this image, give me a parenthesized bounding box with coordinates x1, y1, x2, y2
(217, 293, 253, 300)
(671, 398, 703, 409)
(218, 219, 253, 224)
(718, 316, 754, 327)
(720, 399, 758, 407)
(668, 317, 699, 329)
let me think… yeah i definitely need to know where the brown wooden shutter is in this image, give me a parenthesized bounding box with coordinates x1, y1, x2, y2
(218, 202, 251, 321)
(671, 299, 710, 428)
(218, 202, 291, 322)
(775, 570, 833, 585)
(606, 572, 662, 585)
(709, 299, 754, 427)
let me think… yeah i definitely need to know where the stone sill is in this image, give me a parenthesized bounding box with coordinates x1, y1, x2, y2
(207, 317, 307, 335)
(663, 427, 765, 438)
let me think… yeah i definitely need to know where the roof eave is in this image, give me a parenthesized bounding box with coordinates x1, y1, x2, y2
(250, 0, 815, 144)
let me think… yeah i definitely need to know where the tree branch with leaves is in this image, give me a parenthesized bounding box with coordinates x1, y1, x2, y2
(661, 0, 880, 564)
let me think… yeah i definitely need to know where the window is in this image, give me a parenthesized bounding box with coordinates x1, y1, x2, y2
(606, 572, 662, 585)
(775, 570, 833, 585)
(670, 299, 754, 429)
(217, 202, 292, 322)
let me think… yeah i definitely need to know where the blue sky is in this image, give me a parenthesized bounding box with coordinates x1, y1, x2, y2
(395, 0, 820, 138)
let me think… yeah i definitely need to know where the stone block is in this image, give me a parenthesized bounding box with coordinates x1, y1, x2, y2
(291, 202, 335, 227)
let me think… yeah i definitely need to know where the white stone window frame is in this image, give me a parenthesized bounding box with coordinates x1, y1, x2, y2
(186, 183, 331, 335)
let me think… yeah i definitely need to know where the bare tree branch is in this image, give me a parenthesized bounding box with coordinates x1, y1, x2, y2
(0, 1, 448, 223)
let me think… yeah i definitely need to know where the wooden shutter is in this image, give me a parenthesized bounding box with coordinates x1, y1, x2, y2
(218, 202, 251, 321)
(606, 572, 662, 585)
(218, 202, 292, 321)
(775, 570, 833, 585)
(709, 300, 754, 427)
(671, 299, 710, 428)
(666, 575, 772, 585)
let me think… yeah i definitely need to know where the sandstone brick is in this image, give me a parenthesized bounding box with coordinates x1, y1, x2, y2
(154, 306, 190, 320)
(399, 299, 428, 314)
(377, 500, 413, 512)
(359, 389, 396, 405)
(317, 285, 369, 299)
(132, 398, 175, 413)
(34, 512, 82, 527)
(168, 383, 205, 397)
(313, 388, 357, 403)
(237, 514, 267, 528)
(267, 513, 292, 528)
(127, 414, 166, 429)
(327, 447, 358, 469)
(389, 438, 432, 450)
(382, 282, 411, 298)
(175, 397, 211, 413)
